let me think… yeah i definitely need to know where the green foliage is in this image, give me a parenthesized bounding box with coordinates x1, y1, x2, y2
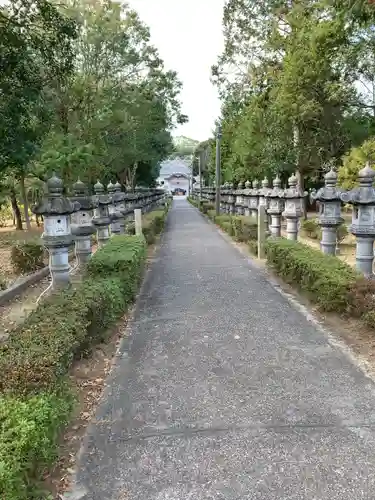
(0, 0, 77, 175)
(338, 137, 375, 189)
(200, 201, 215, 214)
(211, 0, 375, 187)
(0, 0, 186, 217)
(11, 241, 44, 274)
(300, 218, 321, 240)
(0, 233, 153, 498)
(265, 238, 358, 312)
(231, 216, 258, 242)
(0, 235, 147, 396)
(0, 203, 13, 228)
(0, 389, 74, 500)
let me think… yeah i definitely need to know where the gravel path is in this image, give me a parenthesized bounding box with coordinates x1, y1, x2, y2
(73, 198, 375, 500)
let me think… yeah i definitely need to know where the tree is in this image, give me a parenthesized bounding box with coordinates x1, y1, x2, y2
(211, 0, 375, 193)
(0, 0, 78, 228)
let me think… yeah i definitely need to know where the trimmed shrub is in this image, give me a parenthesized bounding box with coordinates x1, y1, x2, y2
(207, 209, 216, 221)
(231, 216, 258, 242)
(300, 218, 320, 240)
(0, 389, 73, 500)
(200, 201, 214, 214)
(0, 235, 147, 396)
(11, 240, 44, 274)
(265, 238, 358, 312)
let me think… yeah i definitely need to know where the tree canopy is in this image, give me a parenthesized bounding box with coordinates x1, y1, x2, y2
(0, 0, 186, 228)
(209, 0, 375, 189)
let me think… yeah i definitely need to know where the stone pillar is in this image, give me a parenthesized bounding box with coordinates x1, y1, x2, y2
(134, 208, 142, 236)
(32, 173, 78, 290)
(257, 204, 267, 259)
(311, 169, 343, 255)
(341, 163, 375, 277)
(92, 180, 111, 246)
(282, 173, 306, 241)
(267, 175, 284, 238)
(70, 178, 97, 268)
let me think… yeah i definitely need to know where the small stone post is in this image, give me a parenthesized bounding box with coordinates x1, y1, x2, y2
(70, 178, 97, 267)
(92, 180, 111, 246)
(134, 208, 142, 236)
(311, 169, 343, 255)
(341, 163, 375, 277)
(257, 204, 267, 259)
(32, 173, 79, 290)
(267, 175, 284, 237)
(282, 173, 306, 240)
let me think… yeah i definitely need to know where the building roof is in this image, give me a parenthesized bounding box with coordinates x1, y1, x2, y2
(159, 158, 191, 177)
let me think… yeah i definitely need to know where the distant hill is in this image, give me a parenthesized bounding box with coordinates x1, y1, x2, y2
(172, 136, 199, 157)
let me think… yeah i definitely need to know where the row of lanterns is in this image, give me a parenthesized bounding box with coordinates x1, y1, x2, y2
(32, 174, 165, 290)
(195, 163, 375, 277)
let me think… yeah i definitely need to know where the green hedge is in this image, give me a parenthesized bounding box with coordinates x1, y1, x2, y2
(0, 389, 73, 500)
(11, 240, 45, 274)
(0, 234, 148, 499)
(265, 238, 358, 312)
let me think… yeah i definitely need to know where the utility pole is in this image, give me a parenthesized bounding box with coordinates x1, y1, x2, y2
(199, 150, 203, 202)
(215, 123, 222, 215)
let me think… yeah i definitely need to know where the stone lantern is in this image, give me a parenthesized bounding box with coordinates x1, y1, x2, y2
(249, 180, 260, 218)
(341, 162, 375, 277)
(70, 178, 98, 267)
(92, 180, 111, 246)
(220, 184, 226, 213)
(243, 180, 252, 216)
(107, 181, 124, 235)
(32, 173, 79, 290)
(310, 169, 343, 255)
(113, 181, 129, 234)
(282, 172, 306, 240)
(235, 181, 244, 215)
(222, 182, 229, 213)
(267, 175, 284, 237)
(226, 183, 234, 214)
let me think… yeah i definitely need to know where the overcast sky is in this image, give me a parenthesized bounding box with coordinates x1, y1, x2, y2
(129, 0, 225, 142)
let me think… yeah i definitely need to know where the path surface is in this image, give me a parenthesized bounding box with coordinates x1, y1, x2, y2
(75, 199, 375, 499)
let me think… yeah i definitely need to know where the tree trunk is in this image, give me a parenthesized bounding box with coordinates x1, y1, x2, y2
(296, 170, 307, 220)
(10, 190, 23, 230)
(19, 173, 31, 230)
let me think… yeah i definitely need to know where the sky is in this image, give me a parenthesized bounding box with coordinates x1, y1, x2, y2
(129, 0, 225, 142)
